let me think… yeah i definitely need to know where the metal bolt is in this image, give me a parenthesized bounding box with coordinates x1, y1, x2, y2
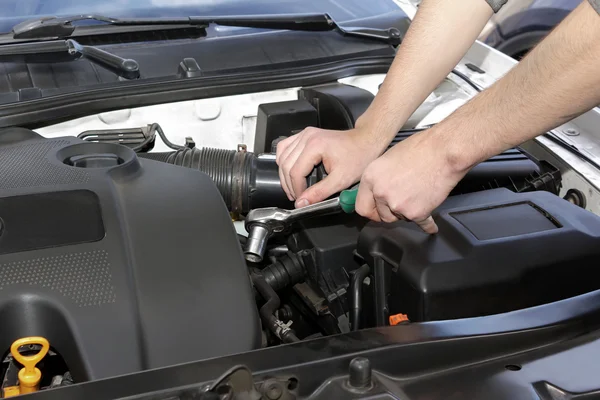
(265, 384, 282, 400)
(563, 128, 579, 136)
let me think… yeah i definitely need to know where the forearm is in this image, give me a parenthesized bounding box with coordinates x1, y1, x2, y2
(357, 0, 493, 151)
(435, 0, 600, 172)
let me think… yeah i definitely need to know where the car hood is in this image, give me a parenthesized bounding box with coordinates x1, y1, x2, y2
(0, 0, 404, 34)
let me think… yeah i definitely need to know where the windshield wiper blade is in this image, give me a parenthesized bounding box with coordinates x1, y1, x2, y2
(12, 13, 401, 45)
(12, 14, 208, 40)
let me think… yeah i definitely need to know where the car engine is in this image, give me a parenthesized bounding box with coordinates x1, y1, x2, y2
(0, 128, 260, 384)
(1, 82, 600, 394)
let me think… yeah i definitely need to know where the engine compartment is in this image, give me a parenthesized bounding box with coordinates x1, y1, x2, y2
(0, 81, 598, 396)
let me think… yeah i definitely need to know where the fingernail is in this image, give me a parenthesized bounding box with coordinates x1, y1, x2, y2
(295, 198, 309, 208)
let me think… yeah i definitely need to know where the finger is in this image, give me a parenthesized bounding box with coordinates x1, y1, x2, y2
(296, 171, 347, 207)
(279, 139, 303, 200)
(289, 145, 324, 199)
(279, 132, 302, 161)
(391, 210, 406, 221)
(281, 134, 313, 199)
(276, 136, 298, 200)
(355, 183, 380, 222)
(375, 199, 399, 223)
(278, 136, 300, 200)
(278, 162, 293, 201)
(276, 134, 298, 165)
(413, 216, 439, 234)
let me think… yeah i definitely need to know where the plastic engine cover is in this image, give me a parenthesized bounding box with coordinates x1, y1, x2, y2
(357, 188, 600, 322)
(0, 128, 260, 381)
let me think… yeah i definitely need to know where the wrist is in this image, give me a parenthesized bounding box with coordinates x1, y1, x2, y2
(354, 111, 403, 154)
(348, 126, 388, 158)
(427, 124, 479, 175)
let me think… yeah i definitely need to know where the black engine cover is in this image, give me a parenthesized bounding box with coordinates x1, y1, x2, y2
(0, 129, 260, 381)
(358, 188, 600, 322)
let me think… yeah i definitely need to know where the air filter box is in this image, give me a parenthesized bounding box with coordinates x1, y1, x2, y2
(357, 188, 600, 323)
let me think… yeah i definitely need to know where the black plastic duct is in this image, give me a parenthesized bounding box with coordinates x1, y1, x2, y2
(139, 148, 291, 214)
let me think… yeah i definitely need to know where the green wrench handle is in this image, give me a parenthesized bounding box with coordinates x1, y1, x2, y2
(339, 186, 359, 214)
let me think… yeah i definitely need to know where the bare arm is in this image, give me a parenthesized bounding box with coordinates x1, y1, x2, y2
(356, 0, 600, 233)
(434, 0, 600, 173)
(356, 0, 493, 151)
(277, 0, 494, 206)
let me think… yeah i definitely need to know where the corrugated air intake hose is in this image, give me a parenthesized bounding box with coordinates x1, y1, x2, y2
(138, 147, 292, 214)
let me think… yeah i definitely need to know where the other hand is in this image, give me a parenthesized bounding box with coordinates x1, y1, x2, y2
(356, 130, 467, 234)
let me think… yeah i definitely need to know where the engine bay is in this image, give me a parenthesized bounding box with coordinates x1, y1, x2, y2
(0, 80, 599, 397)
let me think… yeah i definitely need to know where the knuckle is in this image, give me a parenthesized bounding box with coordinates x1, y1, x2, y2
(402, 208, 426, 221)
(290, 164, 304, 183)
(355, 205, 366, 217)
(414, 212, 430, 222)
(361, 173, 372, 185)
(398, 207, 415, 220)
(380, 214, 397, 223)
(283, 159, 295, 172)
(282, 134, 296, 144)
(388, 202, 405, 216)
(372, 187, 386, 200)
(362, 168, 376, 183)
(355, 202, 369, 217)
(307, 135, 322, 146)
(276, 140, 287, 154)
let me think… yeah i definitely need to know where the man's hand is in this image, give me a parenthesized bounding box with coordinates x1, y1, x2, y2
(356, 130, 466, 234)
(276, 126, 384, 207)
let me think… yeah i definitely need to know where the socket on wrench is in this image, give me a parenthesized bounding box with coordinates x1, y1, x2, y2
(244, 188, 358, 263)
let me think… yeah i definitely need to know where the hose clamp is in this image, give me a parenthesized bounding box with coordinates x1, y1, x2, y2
(231, 148, 247, 214)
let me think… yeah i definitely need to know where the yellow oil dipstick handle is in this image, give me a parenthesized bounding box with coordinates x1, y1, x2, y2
(10, 337, 49, 395)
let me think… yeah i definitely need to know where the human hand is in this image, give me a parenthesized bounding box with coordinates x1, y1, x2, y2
(276, 126, 385, 207)
(355, 130, 468, 234)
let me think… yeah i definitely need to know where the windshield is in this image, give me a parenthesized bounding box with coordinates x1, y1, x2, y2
(0, 0, 402, 34)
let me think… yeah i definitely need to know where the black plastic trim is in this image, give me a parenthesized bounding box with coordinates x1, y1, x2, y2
(22, 286, 600, 400)
(0, 54, 394, 129)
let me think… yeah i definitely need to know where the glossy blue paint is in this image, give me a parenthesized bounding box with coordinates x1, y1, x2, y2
(0, 0, 402, 34)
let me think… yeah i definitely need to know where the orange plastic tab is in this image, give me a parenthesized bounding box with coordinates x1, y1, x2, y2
(389, 313, 409, 326)
(10, 337, 50, 395)
(3, 386, 21, 398)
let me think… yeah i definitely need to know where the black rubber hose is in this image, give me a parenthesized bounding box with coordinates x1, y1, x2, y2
(138, 148, 291, 213)
(150, 123, 185, 151)
(261, 252, 305, 292)
(350, 264, 371, 332)
(139, 147, 246, 210)
(251, 273, 299, 343)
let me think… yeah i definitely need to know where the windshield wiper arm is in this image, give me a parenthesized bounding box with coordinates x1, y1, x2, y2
(66, 39, 140, 80)
(12, 13, 401, 45)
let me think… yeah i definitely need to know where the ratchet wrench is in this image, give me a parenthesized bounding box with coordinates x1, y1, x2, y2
(244, 187, 358, 262)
